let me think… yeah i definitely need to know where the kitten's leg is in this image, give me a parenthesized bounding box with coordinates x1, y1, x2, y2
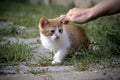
(52, 49, 67, 64)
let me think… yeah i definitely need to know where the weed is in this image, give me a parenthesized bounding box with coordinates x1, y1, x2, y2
(0, 25, 25, 37)
(63, 15, 120, 70)
(63, 48, 120, 70)
(0, 41, 33, 67)
(0, 24, 39, 38)
(15, 66, 20, 73)
(38, 56, 52, 66)
(0, 2, 69, 27)
(0, 2, 120, 71)
(29, 67, 48, 74)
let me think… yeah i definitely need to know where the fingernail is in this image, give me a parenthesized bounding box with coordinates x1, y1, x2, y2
(63, 20, 69, 24)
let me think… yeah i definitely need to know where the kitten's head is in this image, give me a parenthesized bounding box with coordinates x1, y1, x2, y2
(39, 16, 64, 40)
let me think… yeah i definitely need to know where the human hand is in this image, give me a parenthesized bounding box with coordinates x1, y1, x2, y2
(63, 8, 92, 24)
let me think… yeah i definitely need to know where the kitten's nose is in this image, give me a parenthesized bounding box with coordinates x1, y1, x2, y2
(56, 36, 59, 40)
(55, 34, 59, 40)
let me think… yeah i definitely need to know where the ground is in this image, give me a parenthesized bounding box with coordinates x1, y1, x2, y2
(0, 21, 120, 80)
(0, 1, 120, 79)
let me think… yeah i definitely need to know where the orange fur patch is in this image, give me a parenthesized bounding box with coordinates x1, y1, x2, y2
(39, 16, 89, 50)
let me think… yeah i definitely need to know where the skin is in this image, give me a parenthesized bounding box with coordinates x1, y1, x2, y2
(63, 0, 120, 24)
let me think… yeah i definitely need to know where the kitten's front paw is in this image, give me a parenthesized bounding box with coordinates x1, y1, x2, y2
(51, 60, 61, 65)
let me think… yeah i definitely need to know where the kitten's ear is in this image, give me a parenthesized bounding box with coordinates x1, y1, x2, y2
(39, 17, 48, 28)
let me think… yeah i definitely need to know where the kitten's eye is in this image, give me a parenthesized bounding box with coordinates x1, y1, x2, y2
(51, 30, 55, 33)
(59, 29, 63, 33)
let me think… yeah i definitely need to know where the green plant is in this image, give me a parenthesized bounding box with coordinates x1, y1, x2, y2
(0, 1, 120, 71)
(37, 52, 53, 66)
(0, 2, 69, 27)
(0, 25, 25, 37)
(84, 15, 120, 55)
(0, 25, 39, 38)
(63, 15, 120, 70)
(63, 48, 120, 71)
(0, 41, 33, 67)
(29, 67, 48, 74)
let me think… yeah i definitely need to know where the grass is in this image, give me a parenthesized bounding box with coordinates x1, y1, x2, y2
(0, 41, 33, 67)
(62, 15, 120, 70)
(0, 1, 120, 70)
(29, 67, 49, 74)
(0, 2, 73, 67)
(63, 48, 120, 71)
(0, 2, 70, 27)
(0, 2, 72, 38)
(36, 15, 120, 70)
(0, 24, 39, 39)
(0, 25, 25, 38)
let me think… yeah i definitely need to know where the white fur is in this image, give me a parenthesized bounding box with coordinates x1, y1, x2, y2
(40, 27, 71, 64)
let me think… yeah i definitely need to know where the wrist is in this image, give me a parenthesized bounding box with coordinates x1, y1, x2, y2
(86, 8, 95, 22)
(88, 7, 101, 21)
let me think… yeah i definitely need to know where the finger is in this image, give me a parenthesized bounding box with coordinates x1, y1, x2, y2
(63, 20, 69, 24)
(66, 8, 74, 16)
(62, 15, 70, 24)
(62, 8, 74, 24)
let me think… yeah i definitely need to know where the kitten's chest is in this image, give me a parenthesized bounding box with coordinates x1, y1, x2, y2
(40, 30, 70, 51)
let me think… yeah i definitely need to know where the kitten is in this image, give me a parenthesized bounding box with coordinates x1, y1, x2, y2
(39, 16, 89, 64)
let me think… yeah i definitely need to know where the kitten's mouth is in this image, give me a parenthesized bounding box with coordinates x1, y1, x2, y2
(51, 36, 60, 40)
(55, 36, 59, 40)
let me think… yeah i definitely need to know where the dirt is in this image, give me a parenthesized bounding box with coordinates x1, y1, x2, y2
(0, 21, 120, 80)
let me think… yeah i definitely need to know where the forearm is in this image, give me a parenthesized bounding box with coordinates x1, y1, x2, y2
(90, 0, 120, 20)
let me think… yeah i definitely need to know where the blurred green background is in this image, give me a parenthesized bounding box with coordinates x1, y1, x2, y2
(0, 0, 120, 69)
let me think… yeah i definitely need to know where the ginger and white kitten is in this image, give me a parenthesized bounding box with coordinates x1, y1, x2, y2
(39, 16, 89, 64)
